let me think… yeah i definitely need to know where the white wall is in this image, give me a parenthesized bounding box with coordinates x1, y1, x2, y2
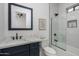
(0, 4, 5, 43)
(0, 3, 49, 47)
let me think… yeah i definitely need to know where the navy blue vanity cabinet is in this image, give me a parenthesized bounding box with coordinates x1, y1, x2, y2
(0, 44, 29, 56)
(29, 42, 40, 56)
(11, 44, 29, 56)
(0, 42, 40, 56)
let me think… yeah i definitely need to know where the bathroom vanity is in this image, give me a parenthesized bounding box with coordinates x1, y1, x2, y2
(0, 42, 40, 56)
(0, 38, 42, 56)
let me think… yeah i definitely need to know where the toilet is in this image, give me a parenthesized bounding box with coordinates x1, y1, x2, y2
(42, 47, 56, 56)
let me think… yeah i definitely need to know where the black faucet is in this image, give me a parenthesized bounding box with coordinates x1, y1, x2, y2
(54, 33, 56, 36)
(11, 33, 23, 40)
(19, 36, 23, 39)
(54, 33, 58, 42)
(16, 33, 18, 40)
(11, 36, 15, 40)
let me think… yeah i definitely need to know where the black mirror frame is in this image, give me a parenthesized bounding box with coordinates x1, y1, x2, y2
(8, 3, 33, 30)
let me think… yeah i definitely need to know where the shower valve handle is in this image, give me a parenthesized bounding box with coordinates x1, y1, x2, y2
(54, 39, 58, 42)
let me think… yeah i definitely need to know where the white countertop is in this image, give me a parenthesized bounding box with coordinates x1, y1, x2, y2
(0, 38, 45, 49)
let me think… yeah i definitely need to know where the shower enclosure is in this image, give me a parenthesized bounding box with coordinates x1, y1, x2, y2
(49, 3, 66, 51)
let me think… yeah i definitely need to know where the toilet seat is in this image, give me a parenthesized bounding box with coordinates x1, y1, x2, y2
(43, 47, 56, 56)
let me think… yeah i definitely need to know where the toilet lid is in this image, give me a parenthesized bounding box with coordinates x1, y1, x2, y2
(43, 47, 56, 54)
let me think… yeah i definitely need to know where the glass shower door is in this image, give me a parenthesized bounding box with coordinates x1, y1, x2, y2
(51, 17, 66, 51)
(56, 32, 66, 51)
(49, 3, 66, 51)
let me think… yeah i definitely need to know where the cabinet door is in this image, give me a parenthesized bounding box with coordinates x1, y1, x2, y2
(30, 47, 39, 56)
(30, 42, 40, 56)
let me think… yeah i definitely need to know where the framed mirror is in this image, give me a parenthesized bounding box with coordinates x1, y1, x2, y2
(8, 3, 33, 30)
